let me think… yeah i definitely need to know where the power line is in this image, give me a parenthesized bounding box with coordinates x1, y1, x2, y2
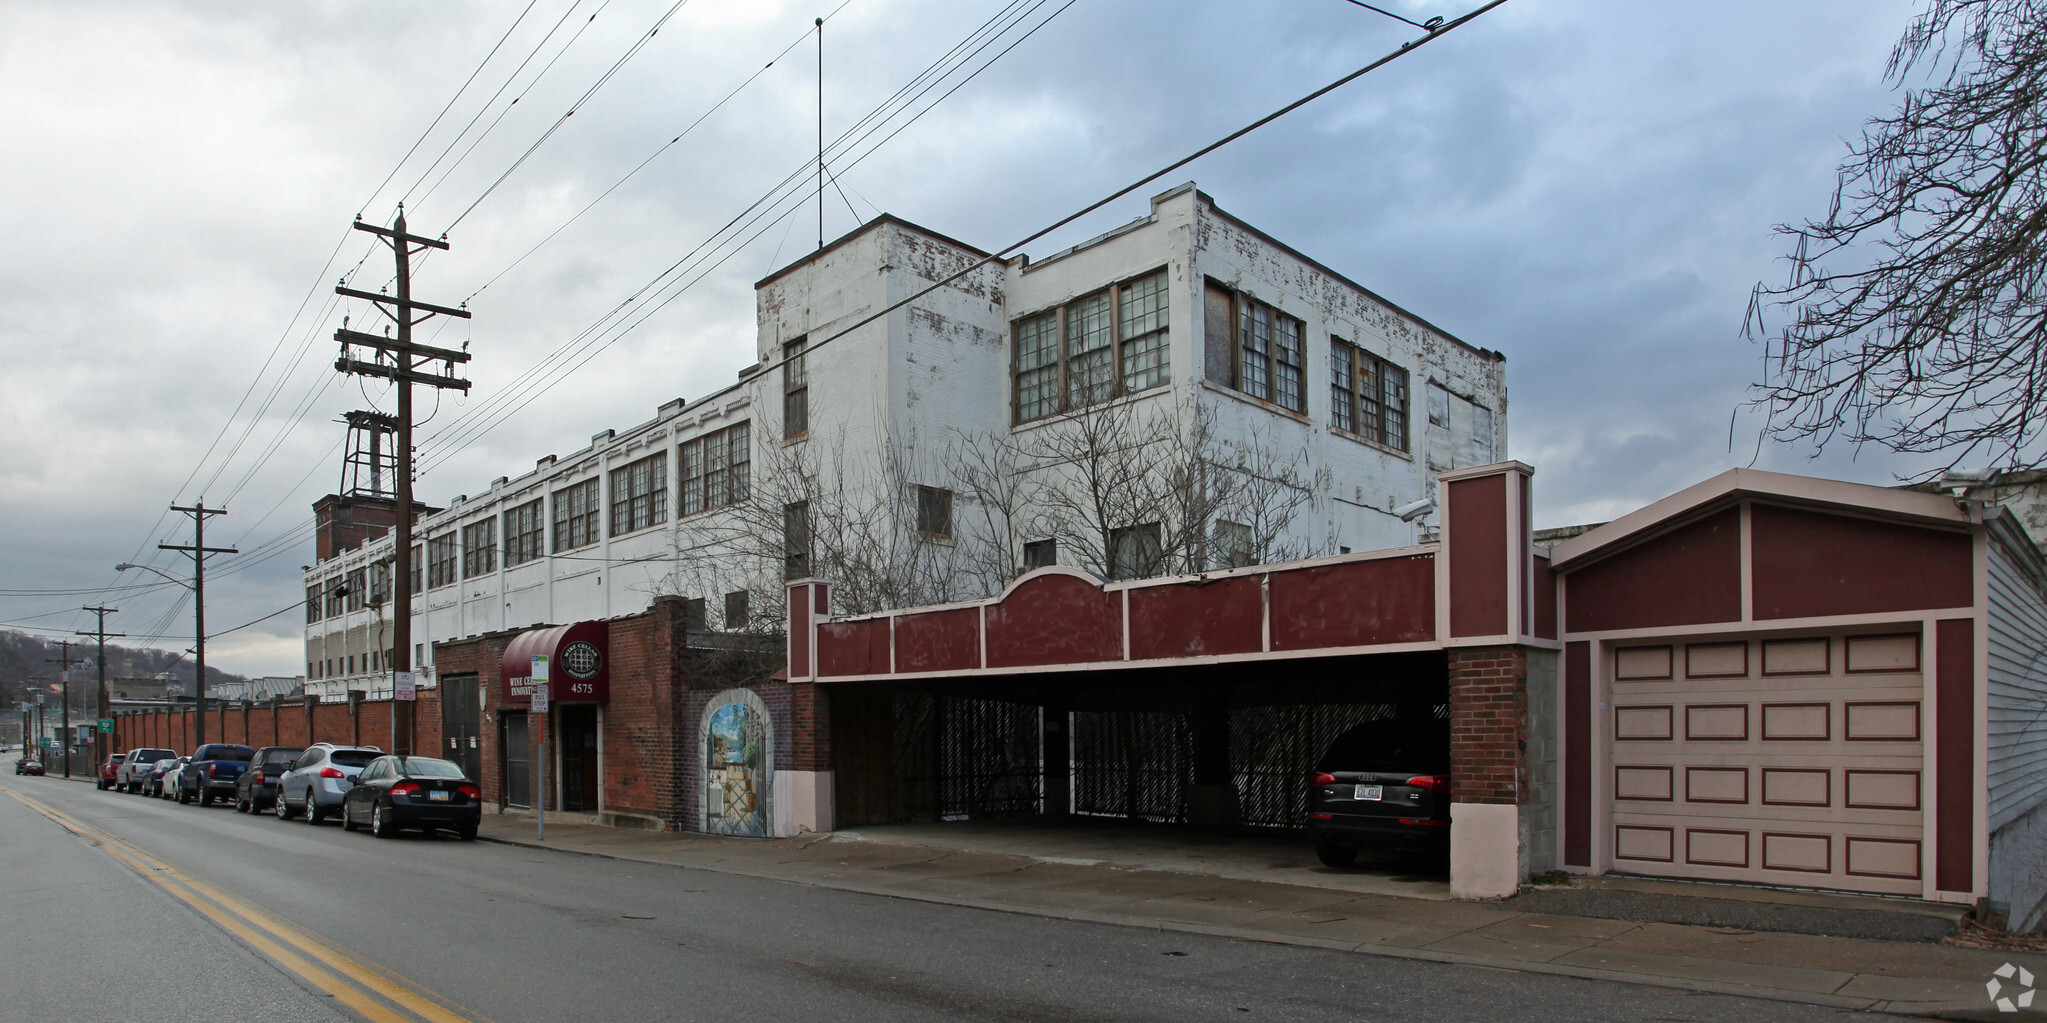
(418, 0, 1074, 471)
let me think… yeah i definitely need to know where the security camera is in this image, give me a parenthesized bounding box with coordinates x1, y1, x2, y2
(1394, 497, 1436, 522)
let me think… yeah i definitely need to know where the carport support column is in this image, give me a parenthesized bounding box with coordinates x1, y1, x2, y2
(1448, 645, 1530, 900)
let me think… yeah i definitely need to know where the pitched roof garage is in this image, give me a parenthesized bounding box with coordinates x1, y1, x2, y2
(1549, 470, 2047, 926)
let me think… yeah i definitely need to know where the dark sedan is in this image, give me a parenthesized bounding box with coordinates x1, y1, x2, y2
(234, 745, 305, 813)
(340, 756, 481, 840)
(1304, 715, 1452, 868)
(14, 757, 44, 776)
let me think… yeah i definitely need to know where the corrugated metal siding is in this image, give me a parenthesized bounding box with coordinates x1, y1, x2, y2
(1987, 540, 2047, 831)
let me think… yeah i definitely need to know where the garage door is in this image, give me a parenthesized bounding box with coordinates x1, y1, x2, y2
(1607, 633, 1925, 896)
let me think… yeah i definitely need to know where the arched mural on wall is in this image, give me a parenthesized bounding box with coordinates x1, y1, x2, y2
(699, 688, 772, 837)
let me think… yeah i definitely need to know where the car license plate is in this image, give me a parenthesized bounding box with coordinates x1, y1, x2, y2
(429, 790, 450, 801)
(1354, 785, 1383, 801)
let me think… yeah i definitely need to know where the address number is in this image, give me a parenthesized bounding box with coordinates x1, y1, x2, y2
(569, 683, 595, 695)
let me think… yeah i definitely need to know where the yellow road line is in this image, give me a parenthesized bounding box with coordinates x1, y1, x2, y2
(5, 788, 485, 1023)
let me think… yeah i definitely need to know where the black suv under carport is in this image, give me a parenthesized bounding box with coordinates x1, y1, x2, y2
(1305, 715, 1451, 868)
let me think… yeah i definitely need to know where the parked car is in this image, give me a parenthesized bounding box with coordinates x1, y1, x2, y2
(274, 744, 382, 823)
(156, 757, 193, 798)
(118, 748, 176, 793)
(177, 744, 255, 806)
(97, 754, 126, 790)
(234, 746, 305, 813)
(341, 756, 481, 840)
(14, 757, 44, 776)
(143, 757, 179, 797)
(1304, 716, 1452, 868)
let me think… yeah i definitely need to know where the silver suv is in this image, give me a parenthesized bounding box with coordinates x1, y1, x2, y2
(273, 743, 382, 824)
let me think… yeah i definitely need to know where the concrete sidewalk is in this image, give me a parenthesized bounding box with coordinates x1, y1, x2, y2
(475, 812, 2043, 1021)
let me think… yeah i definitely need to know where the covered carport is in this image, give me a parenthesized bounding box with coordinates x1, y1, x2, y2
(787, 462, 1554, 899)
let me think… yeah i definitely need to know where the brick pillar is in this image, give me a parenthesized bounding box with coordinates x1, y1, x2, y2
(1448, 644, 1530, 899)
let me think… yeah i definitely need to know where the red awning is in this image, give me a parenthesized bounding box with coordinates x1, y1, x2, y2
(498, 620, 610, 703)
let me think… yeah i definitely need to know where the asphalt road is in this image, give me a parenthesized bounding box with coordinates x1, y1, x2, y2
(0, 774, 1909, 1023)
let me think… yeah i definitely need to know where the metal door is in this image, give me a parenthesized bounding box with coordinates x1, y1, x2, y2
(440, 674, 482, 782)
(501, 711, 530, 809)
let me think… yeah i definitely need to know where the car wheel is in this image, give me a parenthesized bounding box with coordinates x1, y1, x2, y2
(275, 791, 295, 820)
(95, 779, 105, 790)
(371, 803, 395, 839)
(200, 789, 214, 807)
(178, 786, 192, 805)
(1314, 837, 1359, 869)
(304, 798, 322, 825)
(457, 823, 477, 842)
(342, 802, 360, 832)
(234, 794, 248, 814)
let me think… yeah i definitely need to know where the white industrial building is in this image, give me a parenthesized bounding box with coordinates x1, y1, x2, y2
(302, 184, 1506, 701)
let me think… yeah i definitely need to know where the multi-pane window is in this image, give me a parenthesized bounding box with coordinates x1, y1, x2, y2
(1108, 523, 1164, 581)
(1232, 298, 1305, 412)
(915, 486, 952, 540)
(370, 561, 390, 604)
(1213, 520, 1254, 570)
(680, 423, 750, 516)
(409, 544, 423, 595)
(503, 499, 545, 567)
(784, 501, 811, 580)
(724, 591, 750, 631)
(609, 453, 668, 536)
(427, 533, 457, 589)
(1330, 338, 1409, 451)
(344, 569, 367, 612)
(306, 584, 322, 623)
(325, 579, 345, 618)
(783, 337, 809, 438)
(1011, 269, 1171, 424)
(552, 479, 599, 552)
(1022, 539, 1057, 570)
(463, 519, 497, 578)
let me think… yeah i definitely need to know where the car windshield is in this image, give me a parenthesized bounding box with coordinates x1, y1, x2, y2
(328, 750, 380, 768)
(138, 749, 175, 761)
(263, 749, 304, 766)
(205, 747, 254, 761)
(393, 757, 466, 779)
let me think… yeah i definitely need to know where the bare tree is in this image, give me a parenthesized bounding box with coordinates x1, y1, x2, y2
(1748, 0, 2047, 473)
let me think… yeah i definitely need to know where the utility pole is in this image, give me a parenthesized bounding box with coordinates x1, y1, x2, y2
(161, 503, 236, 747)
(335, 205, 471, 757)
(45, 642, 79, 777)
(79, 606, 123, 769)
(817, 15, 825, 251)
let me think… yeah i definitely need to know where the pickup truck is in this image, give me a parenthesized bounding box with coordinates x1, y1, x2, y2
(177, 744, 255, 806)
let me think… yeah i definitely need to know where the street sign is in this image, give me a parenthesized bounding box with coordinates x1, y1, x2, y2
(394, 671, 416, 702)
(97, 718, 113, 734)
(530, 655, 550, 713)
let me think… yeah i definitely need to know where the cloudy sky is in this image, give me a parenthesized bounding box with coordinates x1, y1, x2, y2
(0, 0, 1930, 676)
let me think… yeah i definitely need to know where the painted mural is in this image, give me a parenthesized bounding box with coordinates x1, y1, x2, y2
(702, 692, 769, 837)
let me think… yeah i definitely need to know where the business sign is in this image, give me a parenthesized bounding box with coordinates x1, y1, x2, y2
(393, 671, 416, 702)
(498, 621, 609, 703)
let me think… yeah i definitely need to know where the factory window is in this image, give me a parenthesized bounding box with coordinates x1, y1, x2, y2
(1331, 338, 1409, 452)
(427, 533, 458, 589)
(680, 423, 750, 516)
(552, 479, 600, 552)
(503, 499, 545, 567)
(784, 337, 809, 439)
(609, 452, 668, 536)
(1012, 269, 1170, 424)
(463, 518, 497, 578)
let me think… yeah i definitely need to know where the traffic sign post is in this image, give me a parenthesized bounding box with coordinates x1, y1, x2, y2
(531, 654, 549, 841)
(97, 718, 112, 735)
(394, 671, 416, 702)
